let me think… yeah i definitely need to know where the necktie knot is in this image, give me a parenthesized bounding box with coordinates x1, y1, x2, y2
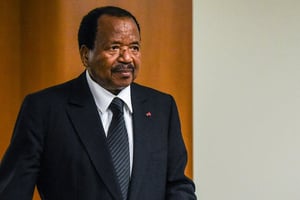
(109, 97, 124, 114)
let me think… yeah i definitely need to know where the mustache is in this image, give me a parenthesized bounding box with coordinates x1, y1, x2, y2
(111, 63, 135, 73)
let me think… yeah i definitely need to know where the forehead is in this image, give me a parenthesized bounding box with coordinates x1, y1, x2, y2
(96, 15, 140, 40)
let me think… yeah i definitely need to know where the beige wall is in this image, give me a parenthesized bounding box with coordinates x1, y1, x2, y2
(0, 1, 192, 199)
(194, 0, 300, 199)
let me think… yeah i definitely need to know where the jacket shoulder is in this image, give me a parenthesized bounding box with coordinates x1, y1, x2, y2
(24, 74, 83, 102)
(131, 82, 172, 99)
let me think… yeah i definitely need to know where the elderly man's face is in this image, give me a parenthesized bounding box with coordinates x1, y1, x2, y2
(81, 15, 141, 94)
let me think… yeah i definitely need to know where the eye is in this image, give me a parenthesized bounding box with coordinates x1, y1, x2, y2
(130, 45, 140, 52)
(110, 45, 120, 51)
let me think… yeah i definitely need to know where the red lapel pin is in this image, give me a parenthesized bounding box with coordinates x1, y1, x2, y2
(146, 112, 152, 117)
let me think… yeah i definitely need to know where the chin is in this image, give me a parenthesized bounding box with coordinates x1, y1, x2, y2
(118, 83, 131, 89)
(121, 77, 134, 85)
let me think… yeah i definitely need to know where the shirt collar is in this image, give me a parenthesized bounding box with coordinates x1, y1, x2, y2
(86, 70, 133, 114)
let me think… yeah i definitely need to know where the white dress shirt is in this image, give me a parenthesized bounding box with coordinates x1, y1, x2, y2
(86, 71, 134, 174)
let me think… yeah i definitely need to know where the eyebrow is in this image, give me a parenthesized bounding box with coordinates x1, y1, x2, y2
(109, 41, 141, 45)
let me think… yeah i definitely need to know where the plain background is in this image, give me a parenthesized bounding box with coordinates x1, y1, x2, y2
(193, 0, 300, 199)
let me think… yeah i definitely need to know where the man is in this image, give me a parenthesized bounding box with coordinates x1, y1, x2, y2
(0, 6, 196, 200)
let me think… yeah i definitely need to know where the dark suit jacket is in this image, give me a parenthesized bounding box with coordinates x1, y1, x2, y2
(0, 72, 196, 200)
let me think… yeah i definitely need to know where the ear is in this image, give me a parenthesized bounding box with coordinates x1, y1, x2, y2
(79, 45, 90, 67)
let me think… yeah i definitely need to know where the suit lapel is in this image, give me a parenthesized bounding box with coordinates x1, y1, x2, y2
(66, 73, 122, 200)
(65, 76, 154, 199)
(128, 83, 153, 200)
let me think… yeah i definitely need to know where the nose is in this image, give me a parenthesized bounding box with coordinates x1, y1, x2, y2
(118, 47, 133, 63)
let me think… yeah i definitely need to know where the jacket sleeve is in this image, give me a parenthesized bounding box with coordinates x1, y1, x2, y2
(166, 96, 197, 200)
(0, 95, 45, 199)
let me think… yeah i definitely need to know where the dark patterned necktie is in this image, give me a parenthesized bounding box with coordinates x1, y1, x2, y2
(107, 97, 130, 200)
